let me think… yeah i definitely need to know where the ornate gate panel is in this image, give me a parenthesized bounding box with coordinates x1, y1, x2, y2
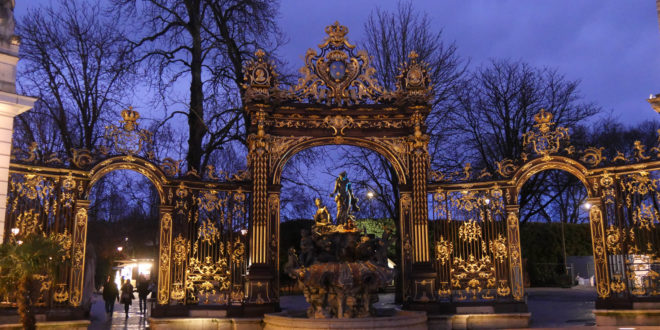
(2, 111, 251, 315)
(429, 109, 660, 309)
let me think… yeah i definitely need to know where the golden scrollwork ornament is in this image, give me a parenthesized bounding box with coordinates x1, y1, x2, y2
(522, 109, 570, 160)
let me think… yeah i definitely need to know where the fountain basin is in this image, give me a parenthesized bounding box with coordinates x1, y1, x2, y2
(263, 309, 427, 330)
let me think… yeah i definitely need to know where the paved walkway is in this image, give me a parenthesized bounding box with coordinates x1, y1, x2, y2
(526, 286, 596, 328)
(88, 294, 151, 330)
(87, 287, 653, 329)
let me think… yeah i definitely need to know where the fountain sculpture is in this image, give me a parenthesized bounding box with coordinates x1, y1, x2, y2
(284, 172, 393, 319)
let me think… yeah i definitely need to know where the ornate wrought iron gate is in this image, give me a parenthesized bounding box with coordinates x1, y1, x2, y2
(2, 22, 658, 317)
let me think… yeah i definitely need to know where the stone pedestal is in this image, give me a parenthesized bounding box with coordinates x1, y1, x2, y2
(594, 309, 660, 327)
(427, 313, 530, 330)
(263, 310, 427, 330)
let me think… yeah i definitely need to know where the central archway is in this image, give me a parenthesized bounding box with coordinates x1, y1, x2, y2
(271, 137, 409, 186)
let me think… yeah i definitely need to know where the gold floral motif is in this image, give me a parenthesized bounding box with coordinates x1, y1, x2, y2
(435, 236, 453, 265)
(633, 203, 658, 230)
(610, 274, 626, 293)
(15, 210, 41, 236)
(52, 230, 72, 260)
(458, 219, 482, 243)
(53, 284, 69, 303)
(606, 226, 624, 254)
(451, 254, 495, 300)
(170, 282, 185, 301)
(497, 280, 511, 296)
(489, 234, 508, 263)
(232, 238, 245, 263)
(581, 147, 605, 167)
(172, 234, 189, 266)
(198, 220, 220, 245)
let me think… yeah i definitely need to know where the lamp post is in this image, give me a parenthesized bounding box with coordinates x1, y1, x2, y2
(648, 94, 660, 114)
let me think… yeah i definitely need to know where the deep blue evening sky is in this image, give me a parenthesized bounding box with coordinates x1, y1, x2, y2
(16, 0, 660, 125)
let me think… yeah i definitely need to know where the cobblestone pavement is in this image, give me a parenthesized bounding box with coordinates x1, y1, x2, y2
(88, 294, 151, 330)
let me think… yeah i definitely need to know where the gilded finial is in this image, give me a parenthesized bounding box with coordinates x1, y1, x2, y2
(533, 109, 554, 133)
(408, 50, 419, 60)
(120, 106, 140, 131)
(254, 49, 265, 59)
(319, 21, 355, 49)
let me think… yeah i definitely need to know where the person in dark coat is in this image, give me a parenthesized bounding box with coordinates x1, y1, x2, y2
(102, 276, 119, 317)
(119, 278, 134, 317)
(136, 275, 150, 314)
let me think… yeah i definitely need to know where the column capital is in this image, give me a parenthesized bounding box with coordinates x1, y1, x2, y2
(0, 90, 36, 117)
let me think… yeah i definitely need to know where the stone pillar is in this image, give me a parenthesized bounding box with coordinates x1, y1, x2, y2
(0, 3, 37, 243)
(244, 112, 277, 314)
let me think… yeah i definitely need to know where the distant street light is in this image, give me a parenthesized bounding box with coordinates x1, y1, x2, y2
(16, 240, 23, 245)
(240, 228, 248, 236)
(366, 191, 375, 199)
(117, 246, 123, 252)
(11, 228, 19, 236)
(582, 202, 592, 210)
(484, 198, 491, 205)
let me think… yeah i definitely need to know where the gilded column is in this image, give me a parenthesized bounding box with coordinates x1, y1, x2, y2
(69, 200, 89, 306)
(248, 111, 269, 266)
(410, 112, 430, 263)
(505, 205, 524, 301)
(399, 192, 412, 300)
(245, 111, 275, 307)
(157, 206, 173, 305)
(588, 199, 611, 299)
(268, 191, 280, 296)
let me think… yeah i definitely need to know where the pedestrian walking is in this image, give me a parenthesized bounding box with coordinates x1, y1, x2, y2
(137, 275, 150, 314)
(119, 278, 134, 318)
(102, 276, 119, 318)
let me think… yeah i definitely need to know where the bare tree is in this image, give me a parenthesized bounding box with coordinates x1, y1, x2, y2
(114, 0, 285, 172)
(335, 0, 466, 220)
(16, 0, 136, 159)
(450, 59, 600, 221)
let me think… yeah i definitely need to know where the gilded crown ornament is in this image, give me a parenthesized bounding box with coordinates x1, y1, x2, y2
(523, 108, 569, 160)
(319, 21, 354, 49)
(120, 106, 140, 132)
(105, 108, 153, 156)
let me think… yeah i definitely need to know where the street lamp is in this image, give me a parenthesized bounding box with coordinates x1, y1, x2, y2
(16, 240, 23, 245)
(366, 191, 375, 199)
(582, 202, 592, 210)
(117, 246, 123, 252)
(10, 227, 19, 236)
(240, 228, 248, 236)
(648, 94, 660, 114)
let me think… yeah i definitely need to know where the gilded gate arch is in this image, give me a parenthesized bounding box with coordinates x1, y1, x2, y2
(429, 108, 660, 310)
(241, 22, 437, 310)
(270, 136, 409, 185)
(511, 155, 594, 199)
(4, 109, 251, 314)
